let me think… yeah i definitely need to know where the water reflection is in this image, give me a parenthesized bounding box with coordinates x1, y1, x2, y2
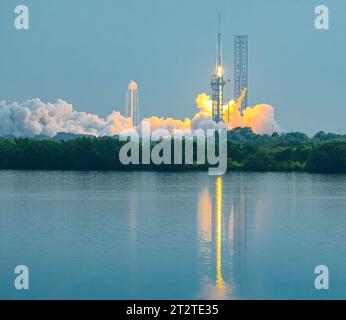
(198, 176, 248, 299)
(2, 171, 346, 299)
(129, 192, 138, 243)
(129, 187, 139, 296)
(215, 177, 228, 297)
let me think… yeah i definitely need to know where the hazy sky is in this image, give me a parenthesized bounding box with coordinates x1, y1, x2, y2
(0, 0, 345, 135)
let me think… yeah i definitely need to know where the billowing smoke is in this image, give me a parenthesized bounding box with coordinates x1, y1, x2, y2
(0, 99, 132, 137)
(193, 91, 281, 134)
(0, 93, 281, 137)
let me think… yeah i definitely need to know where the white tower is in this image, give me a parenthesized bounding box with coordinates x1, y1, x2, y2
(125, 80, 140, 126)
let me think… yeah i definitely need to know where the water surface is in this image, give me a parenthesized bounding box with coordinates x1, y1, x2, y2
(0, 171, 345, 299)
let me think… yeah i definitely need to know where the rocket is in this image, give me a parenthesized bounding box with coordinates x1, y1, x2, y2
(211, 14, 227, 123)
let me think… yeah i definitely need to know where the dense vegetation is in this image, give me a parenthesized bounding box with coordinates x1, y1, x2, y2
(0, 128, 345, 173)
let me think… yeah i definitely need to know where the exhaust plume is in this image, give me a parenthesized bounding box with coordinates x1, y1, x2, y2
(0, 92, 281, 137)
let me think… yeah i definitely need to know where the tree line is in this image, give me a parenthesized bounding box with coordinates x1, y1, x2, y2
(0, 128, 345, 173)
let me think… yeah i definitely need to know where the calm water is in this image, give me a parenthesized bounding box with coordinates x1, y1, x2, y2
(0, 170, 346, 299)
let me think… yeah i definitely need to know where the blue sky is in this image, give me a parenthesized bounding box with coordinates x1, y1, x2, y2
(0, 0, 345, 134)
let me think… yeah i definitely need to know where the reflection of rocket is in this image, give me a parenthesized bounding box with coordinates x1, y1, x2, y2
(197, 176, 249, 299)
(215, 177, 227, 294)
(197, 188, 212, 243)
(197, 177, 230, 299)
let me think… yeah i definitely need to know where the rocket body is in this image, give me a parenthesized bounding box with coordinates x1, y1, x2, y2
(211, 15, 226, 123)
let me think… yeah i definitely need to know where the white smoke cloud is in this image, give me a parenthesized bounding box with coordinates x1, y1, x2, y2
(191, 113, 229, 131)
(193, 92, 281, 134)
(0, 96, 281, 137)
(0, 99, 132, 137)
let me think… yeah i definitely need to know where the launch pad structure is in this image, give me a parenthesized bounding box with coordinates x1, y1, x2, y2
(211, 14, 226, 123)
(211, 15, 248, 123)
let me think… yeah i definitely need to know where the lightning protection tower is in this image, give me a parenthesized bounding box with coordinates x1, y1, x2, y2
(234, 35, 248, 111)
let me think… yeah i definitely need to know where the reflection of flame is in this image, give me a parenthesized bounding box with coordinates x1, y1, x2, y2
(215, 177, 226, 294)
(198, 177, 231, 299)
(197, 178, 250, 300)
(198, 188, 212, 242)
